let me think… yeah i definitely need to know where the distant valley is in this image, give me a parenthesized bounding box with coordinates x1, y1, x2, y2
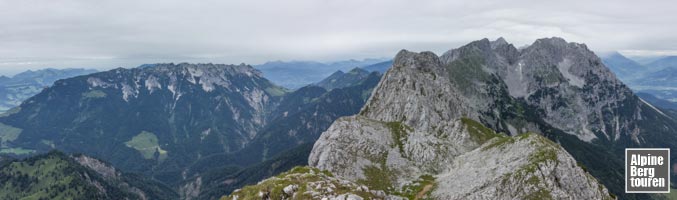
(254, 59, 390, 89)
(602, 52, 677, 104)
(0, 68, 97, 113)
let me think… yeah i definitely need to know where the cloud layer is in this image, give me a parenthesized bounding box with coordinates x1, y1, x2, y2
(1, 0, 675, 75)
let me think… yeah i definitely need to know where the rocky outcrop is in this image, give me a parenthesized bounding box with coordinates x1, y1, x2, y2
(309, 117, 611, 199)
(439, 38, 639, 142)
(308, 38, 615, 199)
(434, 133, 610, 199)
(73, 154, 120, 179)
(223, 166, 402, 200)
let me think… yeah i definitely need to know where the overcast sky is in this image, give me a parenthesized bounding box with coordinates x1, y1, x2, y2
(0, 0, 676, 75)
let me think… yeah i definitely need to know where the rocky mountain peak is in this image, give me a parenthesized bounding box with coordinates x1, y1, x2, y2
(523, 37, 597, 65)
(490, 37, 509, 49)
(329, 70, 345, 76)
(362, 49, 469, 133)
(309, 37, 615, 199)
(347, 67, 368, 74)
(0, 62, 290, 184)
(444, 37, 635, 142)
(315, 66, 375, 91)
(82, 62, 282, 104)
(392, 50, 441, 71)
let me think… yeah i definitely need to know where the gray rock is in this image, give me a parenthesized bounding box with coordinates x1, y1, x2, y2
(283, 184, 298, 196)
(309, 38, 614, 199)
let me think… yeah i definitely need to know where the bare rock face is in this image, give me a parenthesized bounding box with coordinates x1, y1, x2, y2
(309, 116, 482, 185)
(440, 38, 639, 142)
(180, 176, 202, 200)
(309, 38, 615, 199)
(434, 133, 610, 200)
(73, 154, 120, 179)
(72, 154, 158, 200)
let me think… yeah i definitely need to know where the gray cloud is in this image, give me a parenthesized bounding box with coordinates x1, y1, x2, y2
(0, 0, 675, 75)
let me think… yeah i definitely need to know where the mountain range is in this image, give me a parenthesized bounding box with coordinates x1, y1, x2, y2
(0, 62, 382, 199)
(646, 56, 677, 71)
(180, 68, 382, 200)
(602, 53, 677, 104)
(254, 58, 387, 89)
(0, 68, 97, 113)
(0, 37, 675, 199)
(314, 67, 372, 91)
(600, 52, 647, 82)
(227, 37, 677, 200)
(361, 60, 393, 73)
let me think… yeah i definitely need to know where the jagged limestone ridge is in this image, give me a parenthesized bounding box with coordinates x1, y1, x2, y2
(308, 38, 614, 199)
(309, 116, 612, 199)
(439, 38, 638, 142)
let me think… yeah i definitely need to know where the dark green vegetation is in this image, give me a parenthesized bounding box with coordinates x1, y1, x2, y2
(358, 159, 396, 192)
(461, 117, 501, 144)
(385, 121, 413, 156)
(358, 158, 436, 199)
(0, 64, 289, 185)
(0, 151, 177, 200)
(0, 63, 381, 198)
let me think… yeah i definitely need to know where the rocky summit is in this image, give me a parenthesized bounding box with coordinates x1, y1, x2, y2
(227, 37, 651, 199)
(307, 38, 615, 199)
